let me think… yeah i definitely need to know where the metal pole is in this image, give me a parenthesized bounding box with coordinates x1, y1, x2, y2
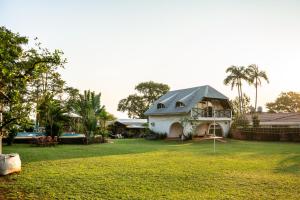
(214, 109, 216, 153)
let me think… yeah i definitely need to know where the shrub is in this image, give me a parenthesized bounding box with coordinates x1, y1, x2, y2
(145, 131, 167, 140)
(252, 114, 260, 128)
(231, 115, 250, 129)
(230, 128, 300, 142)
(179, 133, 193, 141)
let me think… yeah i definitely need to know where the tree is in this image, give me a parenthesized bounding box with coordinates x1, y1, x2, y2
(76, 90, 105, 143)
(63, 87, 81, 113)
(0, 26, 65, 149)
(98, 109, 116, 135)
(224, 66, 248, 115)
(266, 92, 300, 113)
(246, 64, 269, 111)
(230, 94, 251, 116)
(38, 94, 67, 137)
(118, 81, 170, 118)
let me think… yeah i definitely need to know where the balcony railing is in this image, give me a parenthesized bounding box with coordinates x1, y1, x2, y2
(191, 108, 231, 119)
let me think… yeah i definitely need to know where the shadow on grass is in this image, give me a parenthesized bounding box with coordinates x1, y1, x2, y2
(2, 139, 300, 164)
(2, 139, 176, 163)
(274, 155, 300, 175)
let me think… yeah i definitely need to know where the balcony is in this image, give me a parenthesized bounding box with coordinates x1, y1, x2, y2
(191, 108, 232, 119)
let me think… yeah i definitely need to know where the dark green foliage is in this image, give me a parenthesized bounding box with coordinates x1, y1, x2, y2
(182, 133, 193, 141)
(0, 26, 65, 142)
(38, 94, 67, 137)
(145, 130, 167, 140)
(252, 114, 260, 128)
(75, 90, 106, 143)
(118, 81, 170, 118)
(231, 115, 250, 128)
(45, 123, 61, 137)
(230, 94, 251, 116)
(6, 128, 18, 146)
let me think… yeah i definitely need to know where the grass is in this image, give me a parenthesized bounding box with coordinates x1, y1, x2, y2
(0, 139, 300, 199)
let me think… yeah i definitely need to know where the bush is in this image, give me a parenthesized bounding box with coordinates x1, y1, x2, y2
(145, 130, 167, 140)
(231, 128, 300, 142)
(252, 114, 260, 128)
(179, 133, 193, 141)
(46, 123, 62, 137)
(6, 130, 17, 146)
(231, 115, 250, 129)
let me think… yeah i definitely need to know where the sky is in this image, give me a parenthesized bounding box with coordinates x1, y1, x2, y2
(1, 0, 300, 118)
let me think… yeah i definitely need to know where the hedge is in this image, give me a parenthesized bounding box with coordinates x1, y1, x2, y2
(231, 128, 300, 142)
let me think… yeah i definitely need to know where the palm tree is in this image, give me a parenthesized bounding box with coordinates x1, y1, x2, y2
(76, 90, 105, 144)
(224, 66, 247, 115)
(246, 64, 269, 111)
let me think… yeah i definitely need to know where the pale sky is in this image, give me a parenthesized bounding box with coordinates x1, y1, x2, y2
(1, 0, 300, 118)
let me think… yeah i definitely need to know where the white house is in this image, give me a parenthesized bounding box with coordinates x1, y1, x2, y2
(144, 85, 232, 138)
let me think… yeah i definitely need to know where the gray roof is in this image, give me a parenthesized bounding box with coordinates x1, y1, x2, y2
(144, 85, 229, 116)
(245, 113, 300, 124)
(116, 119, 147, 128)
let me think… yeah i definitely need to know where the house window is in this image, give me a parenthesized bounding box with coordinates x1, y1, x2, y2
(157, 103, 165, 109)
(175, 101, 185, 108)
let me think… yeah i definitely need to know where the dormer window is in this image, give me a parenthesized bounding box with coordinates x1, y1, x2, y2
(157, 103, 165, 109)
(176, 101, 185, 108)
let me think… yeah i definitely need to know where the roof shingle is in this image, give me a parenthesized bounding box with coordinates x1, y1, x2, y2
(144, 85, 229, 116)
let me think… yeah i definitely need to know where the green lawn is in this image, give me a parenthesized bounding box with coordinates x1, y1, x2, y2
(0, 139, 300, 200)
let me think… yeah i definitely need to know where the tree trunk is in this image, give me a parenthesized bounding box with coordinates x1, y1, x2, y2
(0, 136, 2, 154)
(237, 83, 242, 115)
(239, 80, 244, 114)
(255, 79, 258, 111)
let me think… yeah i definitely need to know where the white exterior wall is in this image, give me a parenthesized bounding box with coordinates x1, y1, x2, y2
(208, 121, 231, 137)
(148, 115, 231, 137)
(149, 115, 190, 135)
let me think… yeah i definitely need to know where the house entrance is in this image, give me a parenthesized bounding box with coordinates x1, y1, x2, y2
(169, 122, 183, 138)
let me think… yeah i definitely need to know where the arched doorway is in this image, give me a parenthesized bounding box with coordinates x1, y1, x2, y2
(208, 123, 223, 137)
(195, 123, 209, 136)
(169, 122, 183, 138)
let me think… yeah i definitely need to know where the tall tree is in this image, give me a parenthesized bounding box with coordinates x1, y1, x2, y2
(224, 66, 247, 114)
(0, 26, 65, 145)
(246, 64, 269, 111)
(266, 92, 300, 113)
(118, 81, 170, 118)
